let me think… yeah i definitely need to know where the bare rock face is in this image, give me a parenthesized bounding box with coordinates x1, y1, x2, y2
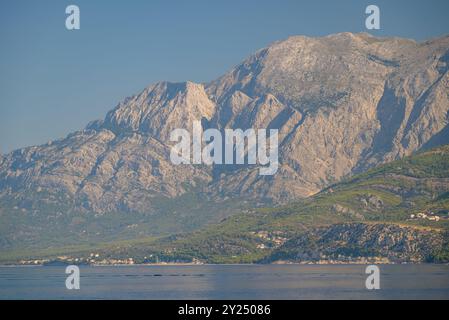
(1, 32, 448, 214)
(207, 33, 449, 199)
(0, 82, 216, 213)
(104, 81, 216, 141)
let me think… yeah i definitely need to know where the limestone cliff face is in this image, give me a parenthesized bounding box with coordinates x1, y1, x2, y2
(0, 82, 216, 213)
(104, 81, 216, 141)
(207, 33, 449, 200)
(1, 33, 448, 213)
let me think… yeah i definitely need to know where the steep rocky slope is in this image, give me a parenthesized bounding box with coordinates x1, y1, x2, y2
(207, 33, 449, 200)
(263, 223, 446, 263)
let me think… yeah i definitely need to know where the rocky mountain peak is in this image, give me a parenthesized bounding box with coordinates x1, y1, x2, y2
(103, 80, 216, 141)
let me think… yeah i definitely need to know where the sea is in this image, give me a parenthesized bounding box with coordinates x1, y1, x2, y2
(0, 264, 448, 300)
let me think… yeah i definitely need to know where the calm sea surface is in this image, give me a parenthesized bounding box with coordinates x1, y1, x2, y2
(0, 264, 448, 300)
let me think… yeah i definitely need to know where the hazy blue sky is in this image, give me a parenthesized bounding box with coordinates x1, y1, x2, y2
(1, 0, 448, 153)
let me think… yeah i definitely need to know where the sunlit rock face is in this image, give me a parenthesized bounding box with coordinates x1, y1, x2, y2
(1, 32, 448, 213)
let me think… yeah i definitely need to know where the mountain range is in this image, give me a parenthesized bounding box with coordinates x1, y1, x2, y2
(1, 32, 449, 256)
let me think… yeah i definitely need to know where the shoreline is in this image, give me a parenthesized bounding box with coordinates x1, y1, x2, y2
(0, 261, 446, 267)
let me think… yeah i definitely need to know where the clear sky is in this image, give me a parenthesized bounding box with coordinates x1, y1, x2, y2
(1, 0, 448, 153)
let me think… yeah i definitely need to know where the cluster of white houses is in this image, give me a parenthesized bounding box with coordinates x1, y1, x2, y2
(409, 212, 443, 221)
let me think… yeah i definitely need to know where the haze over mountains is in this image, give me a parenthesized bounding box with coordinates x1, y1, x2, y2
(1, 32, 448, 225)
